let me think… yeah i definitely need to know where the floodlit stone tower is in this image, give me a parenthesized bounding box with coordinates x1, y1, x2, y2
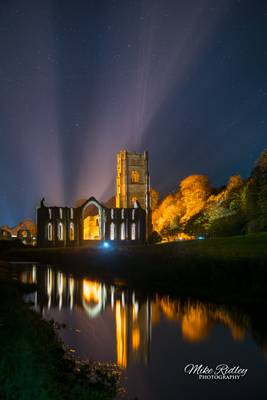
(116, 150, 151, 236)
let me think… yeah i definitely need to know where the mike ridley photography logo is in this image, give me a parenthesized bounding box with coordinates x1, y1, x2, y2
(184, 363, 248, 381)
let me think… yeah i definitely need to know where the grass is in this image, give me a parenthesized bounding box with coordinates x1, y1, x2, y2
(156, 232, 267, 260)
(4, 232, 267, 259)
(0, 261, 118, 400)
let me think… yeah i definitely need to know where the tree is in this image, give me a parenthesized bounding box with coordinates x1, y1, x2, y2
(179, 175, 211, 224)
(184, 175, 246, 237)
(184, 210, 209, 237)
(148, 230, 162, 243)
(152, 193, 182, 234)
(247, 149, 267, 231)
(151, 149, 267, 240)
(256, 150, 267, 230)
(225, 175, 243, 211)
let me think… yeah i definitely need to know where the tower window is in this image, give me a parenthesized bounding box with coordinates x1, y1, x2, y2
(48, 208, 52, 219)
(59, 208, 63, 219)
(47, 223, 53, 241)
(58, 222, 64, 241)
(131, 170, 140, 183)
(132, 209, 135, 220)
(131, 197, 138, 207)
(121, 209, 124, 219)
(70, 208, 74, 219)
(111, 208, 114, 219)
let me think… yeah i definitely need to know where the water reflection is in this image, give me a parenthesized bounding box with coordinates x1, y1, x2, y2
(18, 266, 152, 368)
(16, 265, 266, 369)
(155, 297, 247, 343)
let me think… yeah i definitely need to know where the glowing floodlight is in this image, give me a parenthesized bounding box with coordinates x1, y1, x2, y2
(102, 241, 110, 249)
(197, 236, 205, 240)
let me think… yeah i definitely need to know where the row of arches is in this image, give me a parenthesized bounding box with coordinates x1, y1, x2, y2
(47, 221, 136, 242)
(47, 222, 75, 241)
(110, 222, 136, 240)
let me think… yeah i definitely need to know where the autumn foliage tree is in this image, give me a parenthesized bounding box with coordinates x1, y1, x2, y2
(179, 175, 211, 224)
(150, 149, 267, 240)
(152, 175, 211, 238)
(152, 173, 249, 238)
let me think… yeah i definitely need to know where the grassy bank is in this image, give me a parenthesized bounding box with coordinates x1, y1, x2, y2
(3, 233, 267, 306)
(0, 261, 118, 400)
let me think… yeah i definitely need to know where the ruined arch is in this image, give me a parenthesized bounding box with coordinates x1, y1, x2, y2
(81, 197, 106, 240)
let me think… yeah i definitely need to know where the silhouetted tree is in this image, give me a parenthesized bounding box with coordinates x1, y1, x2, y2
(247, 149, 267, 232)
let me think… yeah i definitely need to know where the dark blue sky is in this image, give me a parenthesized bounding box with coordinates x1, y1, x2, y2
(0, 0, 267, 226)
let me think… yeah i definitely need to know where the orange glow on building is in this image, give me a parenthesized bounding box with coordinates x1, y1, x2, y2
(83, 215, 100, 240)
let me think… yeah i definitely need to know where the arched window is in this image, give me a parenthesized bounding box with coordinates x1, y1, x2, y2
(131, 170, 140, 183)
(110, 222, 115, 240)
(58, 222, 63, 241)
(70, 208, 74, 219)
(48, 208, 52, 219)
(132, 209, 135, 220)
(47, 223, 53, 241)
(59, 208, 63, 219)
(131, 197, 138, 207)
(121, 208, 124, 219)
(111, 208, 114, 219)
(131, 223, 136, 240)
(69, 222, 75, 241)
(120, 222, 125, 240)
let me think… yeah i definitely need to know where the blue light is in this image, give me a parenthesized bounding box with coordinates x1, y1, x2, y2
(197, 236, 205, 240)
(102, 241, 110, 249)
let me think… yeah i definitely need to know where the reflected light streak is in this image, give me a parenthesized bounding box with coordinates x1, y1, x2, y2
(181, 305, 210, 343)
(32, 265, 37, 284)
(133, 302, 139, 322)
(83, 280, 101, 304)
(115, 300, 127, 368)
(47, 268, 53, 310)
(132, 327, 141, 351)
(82, 280, 107, 318)
(57, 272, 64, 310)
(121, 292, 125, 309)
(111, 285, 115, 310)
(69, 276, 74, 310)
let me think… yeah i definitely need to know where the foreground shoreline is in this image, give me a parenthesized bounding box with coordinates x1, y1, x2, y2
(0, 260, 118, 400)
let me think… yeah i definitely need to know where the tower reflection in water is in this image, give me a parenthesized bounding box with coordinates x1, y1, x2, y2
(18, 265, 260, 368)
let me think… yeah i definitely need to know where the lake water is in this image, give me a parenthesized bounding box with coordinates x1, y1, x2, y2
(13, 263, 267, 400)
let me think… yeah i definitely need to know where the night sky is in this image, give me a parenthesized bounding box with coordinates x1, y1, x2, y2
(0, 0, 267, 226)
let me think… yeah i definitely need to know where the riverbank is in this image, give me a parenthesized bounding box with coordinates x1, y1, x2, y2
(2, 233, 267, 307)
(0, 261, 118, 400)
